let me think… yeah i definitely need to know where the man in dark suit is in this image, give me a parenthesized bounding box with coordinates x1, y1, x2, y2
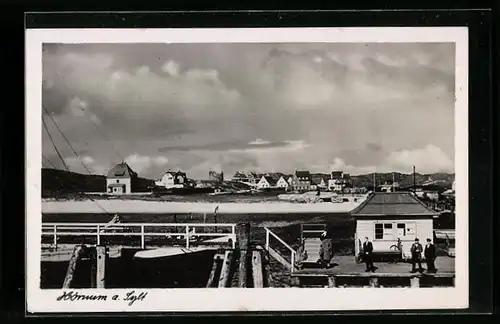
(424, 238, 437, 273)
(362, 237, 375, 272)
(410, 238, 424, 273)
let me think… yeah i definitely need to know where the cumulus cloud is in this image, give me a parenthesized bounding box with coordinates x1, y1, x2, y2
(161, 60, 181, 76)
(42, 43, 455, 179)
(124, 154, 169, 174)
(384, 144, 453, 174)
(63, 155, 107, 175)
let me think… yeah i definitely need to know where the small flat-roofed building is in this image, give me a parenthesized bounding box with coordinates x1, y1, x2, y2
(350, 191, 438, 260)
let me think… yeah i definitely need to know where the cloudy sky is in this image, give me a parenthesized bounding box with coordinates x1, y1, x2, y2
(42, 42, 455, 180)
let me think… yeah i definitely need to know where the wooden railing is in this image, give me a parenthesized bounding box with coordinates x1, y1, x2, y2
(264, 227, 297, 272)
(42, 222, 236, 250)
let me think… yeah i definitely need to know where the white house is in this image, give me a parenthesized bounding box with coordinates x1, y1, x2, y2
(106, 162, 137, 195)
(328, 178, 347, 192)
(351, 192, 438, 260)
(155, 171, 187, 189)
(380, 181, 400, 192)
(257, 176, 277, 189)
(276, 176, 289, 189)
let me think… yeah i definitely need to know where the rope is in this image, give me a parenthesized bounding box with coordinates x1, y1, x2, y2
(42, 115, 68, 171)
(77, 106, 124, 162)
(42, 109, 112, 216)
(42, 154, 58, 169)
(43, 107, 94, 175)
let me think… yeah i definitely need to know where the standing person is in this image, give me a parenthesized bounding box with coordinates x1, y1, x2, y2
(318, 231, 334, 268)
(424, 238, 437, 273)
(410, 238, 424, 273)
(362, 237, 375, 272)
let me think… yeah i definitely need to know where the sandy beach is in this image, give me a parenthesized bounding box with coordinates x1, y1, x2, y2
(42, 199, 362, 214)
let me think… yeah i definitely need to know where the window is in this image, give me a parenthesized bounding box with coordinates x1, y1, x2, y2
(383, 223, 394, 240)
(375, 223, 396, 240)
(396, 223, 407, 237)
(375, 223, 383, 239)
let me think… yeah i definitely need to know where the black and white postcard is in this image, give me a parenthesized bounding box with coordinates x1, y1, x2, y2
(26, 27, 468, 313)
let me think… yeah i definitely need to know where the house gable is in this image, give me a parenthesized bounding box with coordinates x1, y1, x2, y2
(107, 162, 137, 179)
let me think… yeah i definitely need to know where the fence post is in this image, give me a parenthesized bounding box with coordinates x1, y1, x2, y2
(53, 224, 58, 249)
(291, 252, 295, 273)
(95, 246, 106, 289)
(232, 225, 236, 249)
(96, 225, 101, 246)
(186, 226, 190, 249)
(265, 229, 270, 251)
(140, 225, 145, 249)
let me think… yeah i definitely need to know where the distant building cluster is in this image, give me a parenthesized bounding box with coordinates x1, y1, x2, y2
(103, 162, 452, 197)
(230, 169, 366, 194)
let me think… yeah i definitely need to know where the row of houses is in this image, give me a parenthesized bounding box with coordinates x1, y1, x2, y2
(232, 170, 365, 193)
(105, 162, 425, 195)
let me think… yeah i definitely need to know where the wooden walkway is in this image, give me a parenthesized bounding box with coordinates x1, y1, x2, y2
(291, 255, 455, 288)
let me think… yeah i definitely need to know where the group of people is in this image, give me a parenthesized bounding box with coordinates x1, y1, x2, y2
(362, 237, 437, 273)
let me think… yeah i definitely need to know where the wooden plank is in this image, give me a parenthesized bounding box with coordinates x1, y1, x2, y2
(95, 246, 106, 289)
(237, 223, 250, 288)
(206, 253, 224, 288)
(267, 246, 292, 270)
(263, 252, 273, 288)
(410, 277, 420, 288)
(291, 272, 455, 278)
(252, 251, 264, 288)
(62, 245, 84, 288)
(328, 277, 336, 288)
(218, 250, 233, 288)
(90, 247, 96, 288)
(369, 277, 379, 288)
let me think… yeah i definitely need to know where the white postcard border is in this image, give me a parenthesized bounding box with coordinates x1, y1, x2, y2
(26, 27, 468, 313)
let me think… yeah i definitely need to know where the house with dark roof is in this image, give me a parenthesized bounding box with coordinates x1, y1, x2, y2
(247, 172, 260, 185)
(155, 170, 188, 189)
(311, 174, 328, 190)
(232, 171, 249, 183)
(350, 191, 438, 260)
(106, 162, 138, 194)
(257, 175, 278, 189)
(292, 170, 312, 191)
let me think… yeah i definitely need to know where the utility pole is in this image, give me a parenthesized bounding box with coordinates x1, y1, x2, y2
(373, 172, 376, 192)
(413, 166, 416, 193)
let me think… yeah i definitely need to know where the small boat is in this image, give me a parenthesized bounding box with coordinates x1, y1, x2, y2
(134, 246, 213, 259)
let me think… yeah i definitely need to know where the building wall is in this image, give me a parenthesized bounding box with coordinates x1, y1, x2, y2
(276, 177, 289, 188)
(355, 218, 433, 258)
(106, 177, 131, 194)
(293, 175, 311, 191)
(257, 177, 270, 189)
